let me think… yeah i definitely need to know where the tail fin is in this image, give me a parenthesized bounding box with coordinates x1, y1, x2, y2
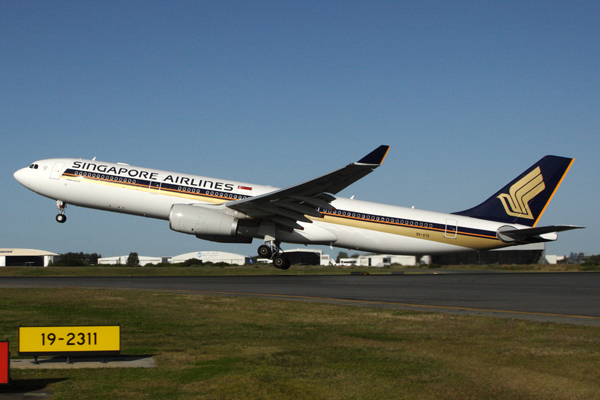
(453, 156, 574, 227)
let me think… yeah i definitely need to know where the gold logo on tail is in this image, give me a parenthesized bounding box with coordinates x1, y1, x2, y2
(497, 167, 545, 219)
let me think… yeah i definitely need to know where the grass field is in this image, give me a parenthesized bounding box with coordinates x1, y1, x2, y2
(1, 286, 599, 399)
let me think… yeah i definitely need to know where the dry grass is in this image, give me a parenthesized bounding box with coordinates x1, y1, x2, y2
(0, 288, 599, 399)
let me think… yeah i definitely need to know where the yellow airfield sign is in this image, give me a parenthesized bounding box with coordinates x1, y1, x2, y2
(19, 326, 120, 355)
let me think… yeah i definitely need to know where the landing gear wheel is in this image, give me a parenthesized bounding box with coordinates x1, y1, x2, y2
(257, 245, 272, 259)
(55, 200, 67, 223)
(273, 256, 290, 270)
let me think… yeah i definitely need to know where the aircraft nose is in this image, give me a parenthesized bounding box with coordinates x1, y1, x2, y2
(14, 168, 29, 186)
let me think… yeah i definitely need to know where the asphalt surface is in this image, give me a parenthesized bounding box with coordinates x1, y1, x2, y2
(1, 272, 600, 326)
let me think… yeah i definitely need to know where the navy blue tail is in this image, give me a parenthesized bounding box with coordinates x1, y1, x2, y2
(453, 156, 574, 227)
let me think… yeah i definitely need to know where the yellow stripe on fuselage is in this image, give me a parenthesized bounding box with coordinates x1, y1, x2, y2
(316, 212, 505, 251)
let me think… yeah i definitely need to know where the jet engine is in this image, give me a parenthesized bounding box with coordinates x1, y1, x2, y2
(169, 204, 251, 243)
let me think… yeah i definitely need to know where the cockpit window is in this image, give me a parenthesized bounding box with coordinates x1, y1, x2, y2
(28, 164, 39, 169)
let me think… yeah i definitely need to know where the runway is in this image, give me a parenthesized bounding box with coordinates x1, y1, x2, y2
(1, 272, 600, 326)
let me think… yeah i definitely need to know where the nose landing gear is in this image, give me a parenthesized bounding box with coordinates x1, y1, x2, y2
(56, 200, 67, 223)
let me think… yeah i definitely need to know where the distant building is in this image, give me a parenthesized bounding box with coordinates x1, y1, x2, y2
(545, 255, 565, 264)
(171, 251, 248, 265)
(339, 258, 358, 266)
(0, 248, 57, 267)
(431, 243, 546, 265)
(98, 255, 164, 265)
(282, 249, 334, 266)
(357, 254, 417, 267)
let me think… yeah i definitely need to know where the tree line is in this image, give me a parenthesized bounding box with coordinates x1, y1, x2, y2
(50, 252, 101, 266)
(50, 252, 140, 267)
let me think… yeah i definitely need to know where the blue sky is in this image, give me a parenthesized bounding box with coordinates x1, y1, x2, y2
(1, 1, 598, 259)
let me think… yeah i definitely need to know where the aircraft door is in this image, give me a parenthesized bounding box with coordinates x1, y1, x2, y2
(49, 162, 64, 180)
(445, 219, 458, 239)
(149, 180, 162, 194)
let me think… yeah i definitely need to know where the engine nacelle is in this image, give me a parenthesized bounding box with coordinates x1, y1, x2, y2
(169, 204, 239, 237)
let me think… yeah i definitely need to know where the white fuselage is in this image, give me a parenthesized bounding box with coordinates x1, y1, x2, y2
(14, 158, 537, 255)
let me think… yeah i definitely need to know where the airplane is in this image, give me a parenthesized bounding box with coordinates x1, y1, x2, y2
(14, 146, 583, 269)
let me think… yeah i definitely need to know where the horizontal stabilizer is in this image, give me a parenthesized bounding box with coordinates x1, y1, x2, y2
(497, 225, 584, 243)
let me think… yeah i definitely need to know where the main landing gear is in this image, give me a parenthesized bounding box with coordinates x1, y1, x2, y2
(257, 240, 291, 270)
(56, 200, 67, 223)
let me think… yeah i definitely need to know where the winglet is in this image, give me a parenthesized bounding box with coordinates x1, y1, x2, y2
(357, 145, 390, 165)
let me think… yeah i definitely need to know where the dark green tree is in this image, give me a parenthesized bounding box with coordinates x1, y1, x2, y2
(88, 253, 100, 264)
(53, 252, 102, 266)
(126, 252, 140, 267)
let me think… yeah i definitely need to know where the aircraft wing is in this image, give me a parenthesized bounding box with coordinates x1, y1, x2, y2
(225, 145, 390, 231)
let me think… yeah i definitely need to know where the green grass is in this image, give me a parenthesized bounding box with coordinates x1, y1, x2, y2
(0, 288, 599, 399)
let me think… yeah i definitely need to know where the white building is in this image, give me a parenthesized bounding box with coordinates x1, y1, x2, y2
(0, 248, 57, 267)
(98, 255, 163, 265)
(545, 255, 565, 264)
(357, 254, 417, 267)
(171, 251, 247, 265)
